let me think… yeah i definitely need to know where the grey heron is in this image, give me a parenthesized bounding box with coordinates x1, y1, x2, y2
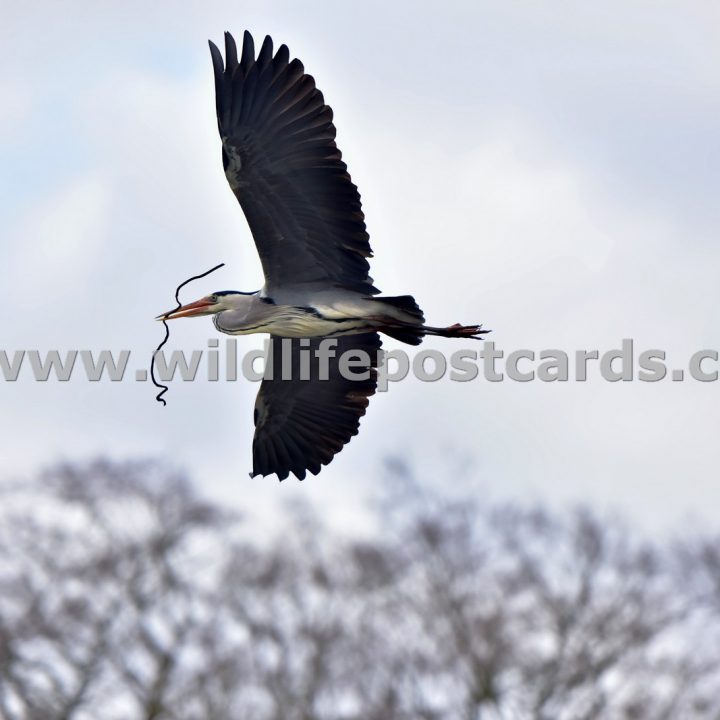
(158, 31, 488, 480)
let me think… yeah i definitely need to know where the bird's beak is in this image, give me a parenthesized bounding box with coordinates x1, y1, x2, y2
(156, 297, 217, 321)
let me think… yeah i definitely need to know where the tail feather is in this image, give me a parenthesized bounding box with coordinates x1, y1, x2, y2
(372, 295, 489, 345)
(374, 295, 425, 323)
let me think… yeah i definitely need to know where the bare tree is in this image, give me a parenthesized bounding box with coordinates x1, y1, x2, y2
(0, 459, 717, 719)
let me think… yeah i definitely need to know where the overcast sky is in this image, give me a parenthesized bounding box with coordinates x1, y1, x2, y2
(2, 0, 719, 533)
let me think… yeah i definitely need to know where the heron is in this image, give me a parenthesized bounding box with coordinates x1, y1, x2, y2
(158, 31, 488, 481)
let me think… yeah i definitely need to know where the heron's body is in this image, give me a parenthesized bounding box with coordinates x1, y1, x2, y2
(159, 31, 488, 480)
(211, 289, 426, 339)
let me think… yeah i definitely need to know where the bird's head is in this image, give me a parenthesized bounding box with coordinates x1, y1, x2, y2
(156, 291, 251, 321)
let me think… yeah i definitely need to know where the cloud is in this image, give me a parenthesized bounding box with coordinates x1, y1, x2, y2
(1, 1, 719, 533)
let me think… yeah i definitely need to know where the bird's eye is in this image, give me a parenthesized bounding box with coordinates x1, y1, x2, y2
(209, 294, 219, 303)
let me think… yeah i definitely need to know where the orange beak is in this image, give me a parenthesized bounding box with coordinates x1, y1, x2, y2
(156, 297, 217, 321)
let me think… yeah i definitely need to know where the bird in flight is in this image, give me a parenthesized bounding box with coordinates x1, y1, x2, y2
(158, 31, 488, 481)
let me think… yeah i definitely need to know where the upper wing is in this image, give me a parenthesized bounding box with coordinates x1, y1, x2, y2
(252, 333, 382, 480)
(209, 31, 378, 296)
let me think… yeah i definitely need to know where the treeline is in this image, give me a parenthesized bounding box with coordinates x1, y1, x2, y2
(0, 459, 718, 719)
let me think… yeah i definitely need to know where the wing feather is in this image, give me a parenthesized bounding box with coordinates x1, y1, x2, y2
(252, 333, 382, 480)
(209, 31, 378, 296)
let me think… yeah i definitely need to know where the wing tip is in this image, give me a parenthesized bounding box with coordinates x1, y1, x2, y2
(250, 460, 323, 482)
(208, 38, 223, 60)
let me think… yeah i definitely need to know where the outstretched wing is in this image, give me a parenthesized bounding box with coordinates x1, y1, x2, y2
(252, 333, 382, 480)
(209, 31, 378, 296)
